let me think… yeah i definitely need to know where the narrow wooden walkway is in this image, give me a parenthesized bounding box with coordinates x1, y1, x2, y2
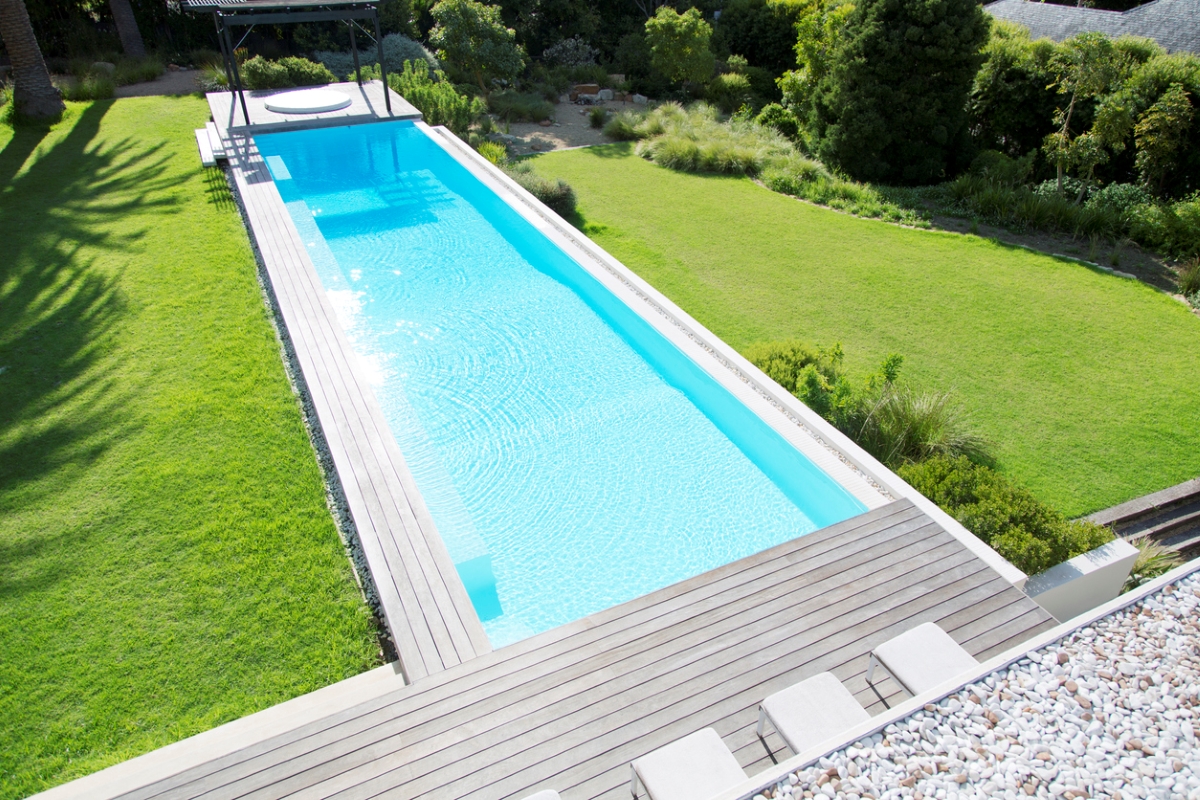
(115, 499, 1055, 800)
(226, 133, 491, 681)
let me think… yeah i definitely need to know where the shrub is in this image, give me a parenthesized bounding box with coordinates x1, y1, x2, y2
(968, 149, 1034, 187)
(1123, 538, 1183, 592)
(476, 140, 508, 165)
(505, 161, 576, 217)
(316, 33, 439, 80)
(899, 456, 1114, 575)
(1126, 196, 1200, 258)
(62, 74, 115, 101)
(839, 385, 991, 467)
(632, 103, 792, 175)
(603, 109, 644, 141)
(542, 36, 598, 67)
(707, 72, 755, 114)
(1086, 182, 1151, 216)
(376, 60, 482, 136)
(754, 103, 799, 141)
(746, 342, 986, 467)
(1178, 258, 1200, 296)
(488, 90, 554, 122)
(241, 56, 335, 89)
(588, 106, 608, 129)
(113, 57, 164, 86)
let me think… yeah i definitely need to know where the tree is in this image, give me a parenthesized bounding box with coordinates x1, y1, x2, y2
(108, 0, 146, 57)
(1041, 33, 1129, 196)
(429, 0, 525, 91)
(0, 0, 64, 118)
(809, 0, 991, 184)
(644, 6, 714, 88)
(1134, 82, 1194, 195)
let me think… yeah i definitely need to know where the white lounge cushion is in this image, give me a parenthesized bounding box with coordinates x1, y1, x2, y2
(631, 728, 747, 800)
(873, 622, 979, 695)
(520, 791, 561, 800)
(761, 672, 870, 754)
(264, 88, 352, 114)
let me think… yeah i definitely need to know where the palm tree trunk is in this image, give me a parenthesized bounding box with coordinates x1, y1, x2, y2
(0, 0, 65, 118)
(108, 0, 146, 58)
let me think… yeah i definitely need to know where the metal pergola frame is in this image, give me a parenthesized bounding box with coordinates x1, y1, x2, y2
(182, 0, 392, 126)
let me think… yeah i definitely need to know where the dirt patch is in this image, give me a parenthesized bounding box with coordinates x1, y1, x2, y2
(501, 98, 638, 154)
(114, 69, 201, 98)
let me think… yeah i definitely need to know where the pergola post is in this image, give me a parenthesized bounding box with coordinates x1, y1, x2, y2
(221, 17, 250, 126)
(349, 21, 362, 84)
(373, 7, 391, 114)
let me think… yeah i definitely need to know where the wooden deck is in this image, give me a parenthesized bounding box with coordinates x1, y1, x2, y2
(112, 499, 1055, 800)
(224, 132, 491, 681)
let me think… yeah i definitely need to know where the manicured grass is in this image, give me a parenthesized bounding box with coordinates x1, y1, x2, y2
(0, 99, 378, 798)
(532, 144, 1200, 517)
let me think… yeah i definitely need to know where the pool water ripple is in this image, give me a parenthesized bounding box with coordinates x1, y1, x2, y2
(257, 121, 864, 647)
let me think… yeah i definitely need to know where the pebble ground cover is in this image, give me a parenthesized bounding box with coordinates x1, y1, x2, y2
(531, 144, 1200, 517)
(0, 98, 378, 798)
(766, 570, 1200, 799)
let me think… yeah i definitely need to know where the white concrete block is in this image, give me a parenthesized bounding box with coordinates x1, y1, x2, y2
(1024, 538, 1139, 621)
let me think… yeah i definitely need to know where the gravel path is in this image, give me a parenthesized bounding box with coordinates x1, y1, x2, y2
(764, 572, 1200, 800)
(114, 69, 201, 98)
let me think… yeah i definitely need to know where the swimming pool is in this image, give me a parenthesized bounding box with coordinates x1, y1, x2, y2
(255, 120, 867, 647)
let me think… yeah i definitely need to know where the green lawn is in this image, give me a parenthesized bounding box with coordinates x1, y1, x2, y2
(532, 144, 1200, 517)
(0, 99, 378, 798)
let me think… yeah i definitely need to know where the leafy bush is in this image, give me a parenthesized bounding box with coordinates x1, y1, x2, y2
(505, 161, 576, 217)
(707, 72, 755, 114)
(241, 56, 335, 89)
(316, 33, 439, 80)
(746, 342, 987, 468)
(969, 149, 1034, 187)
(373, 60, 482, 136)
(1126, 196, 1200, 258)
(488, 90, 554, 122)
(899, 456, 1114, 575)
(1086, 182, 1152, 216)
(588, 106, 608, 129)
(755, 103, 799, 141)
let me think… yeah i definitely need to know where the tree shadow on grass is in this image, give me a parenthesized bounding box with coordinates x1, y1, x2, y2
(0, 101, 191, 520)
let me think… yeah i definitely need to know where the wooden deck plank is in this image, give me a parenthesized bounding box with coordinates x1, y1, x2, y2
(146, 508, 940, 800)
(221, 137, 490, 682)
(141, 504, 919, 799)
(120, 500, 1053, 800)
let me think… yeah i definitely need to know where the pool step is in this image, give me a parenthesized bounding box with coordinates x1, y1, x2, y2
(206, 121, 228, 160)
(194, 127, 216, 167)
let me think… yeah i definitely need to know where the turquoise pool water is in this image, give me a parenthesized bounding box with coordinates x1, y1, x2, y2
(256, 121, 865, 647)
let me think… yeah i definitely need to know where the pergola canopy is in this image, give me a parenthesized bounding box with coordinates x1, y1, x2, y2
(182, 0, 391, 124)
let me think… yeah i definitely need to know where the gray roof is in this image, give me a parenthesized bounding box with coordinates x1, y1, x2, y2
(984, 0, 1200, 54)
